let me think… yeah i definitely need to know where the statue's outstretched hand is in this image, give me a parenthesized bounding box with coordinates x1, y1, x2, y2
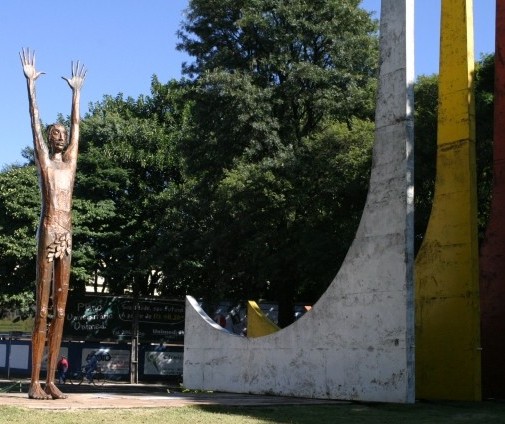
(19, 48, 45, 81)
(62, 61, 87, 91)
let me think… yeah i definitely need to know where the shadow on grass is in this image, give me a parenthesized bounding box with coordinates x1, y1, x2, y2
(193, 400, 505, 424)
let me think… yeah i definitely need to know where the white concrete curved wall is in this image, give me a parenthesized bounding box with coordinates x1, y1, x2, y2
(184, 0, 415, 403)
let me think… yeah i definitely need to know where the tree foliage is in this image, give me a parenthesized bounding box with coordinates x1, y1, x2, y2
(176, 0, 379, 325)
(0, 165, 39, 301)
(178, 0, 378, 127)
(74, 80, 188, 297)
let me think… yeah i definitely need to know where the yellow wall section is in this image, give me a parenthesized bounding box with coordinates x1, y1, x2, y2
(415, 0, 480, 401)
(247, 301, 280, 338)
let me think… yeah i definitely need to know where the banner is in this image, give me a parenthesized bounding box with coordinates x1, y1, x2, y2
(64, 295, 184, 343)
(143, 350, 183, 376)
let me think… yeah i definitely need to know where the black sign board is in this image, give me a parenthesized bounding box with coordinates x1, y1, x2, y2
(64, 295, 185, 343)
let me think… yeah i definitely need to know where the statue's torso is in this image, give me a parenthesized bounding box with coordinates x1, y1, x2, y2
(38, 160, 75, 258)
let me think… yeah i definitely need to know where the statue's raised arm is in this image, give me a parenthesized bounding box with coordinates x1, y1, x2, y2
(61, 61, 86, 163)
(20, 48, 45, 81)
(20, 48, 47, 163)
(62, 60, 87, 91)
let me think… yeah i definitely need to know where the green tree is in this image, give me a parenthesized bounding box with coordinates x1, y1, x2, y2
(413, 74, 438, 252)
(177, 0, 379, 326)
(75, 79, 187, 298)
(474, 54, 494, 236)
(0, 165, 39, 313)
(178, 0, 378, 130)
(212, 118, 374, 303)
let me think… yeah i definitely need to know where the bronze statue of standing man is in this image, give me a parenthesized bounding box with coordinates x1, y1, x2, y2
(20, 48, 86, 400)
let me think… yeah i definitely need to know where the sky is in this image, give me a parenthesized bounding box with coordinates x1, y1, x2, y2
(0, 0, 496, 169)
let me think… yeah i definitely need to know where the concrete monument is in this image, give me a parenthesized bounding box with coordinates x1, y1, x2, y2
(183, 0, 415, 403)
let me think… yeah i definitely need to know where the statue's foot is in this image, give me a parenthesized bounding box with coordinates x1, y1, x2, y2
(44, 382, 68, 400)
(28, 383, 50, 400)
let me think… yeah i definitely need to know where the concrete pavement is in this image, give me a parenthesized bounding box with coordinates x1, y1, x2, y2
(0, 381, 345, 410)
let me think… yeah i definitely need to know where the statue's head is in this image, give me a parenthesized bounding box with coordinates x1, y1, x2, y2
(47, 124, 68, 154)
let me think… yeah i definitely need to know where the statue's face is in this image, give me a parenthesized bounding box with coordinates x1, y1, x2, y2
(48, 125, 67, 153)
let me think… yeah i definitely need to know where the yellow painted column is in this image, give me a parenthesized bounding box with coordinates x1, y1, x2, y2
(415, 0, 481, 401)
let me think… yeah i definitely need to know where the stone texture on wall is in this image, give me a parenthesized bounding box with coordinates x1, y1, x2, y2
(184, 0, 415, 403)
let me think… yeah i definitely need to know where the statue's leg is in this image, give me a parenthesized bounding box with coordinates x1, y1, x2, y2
(45, 256, 70, 400)
(28, 254, 52, 400)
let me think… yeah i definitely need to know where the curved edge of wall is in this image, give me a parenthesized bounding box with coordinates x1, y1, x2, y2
(183, 0, 415, 403)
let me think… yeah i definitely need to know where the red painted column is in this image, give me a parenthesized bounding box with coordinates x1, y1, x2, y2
(480, 0, 505, 400)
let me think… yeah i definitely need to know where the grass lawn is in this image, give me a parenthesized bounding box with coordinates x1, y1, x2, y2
(2, 400, 505, 423)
